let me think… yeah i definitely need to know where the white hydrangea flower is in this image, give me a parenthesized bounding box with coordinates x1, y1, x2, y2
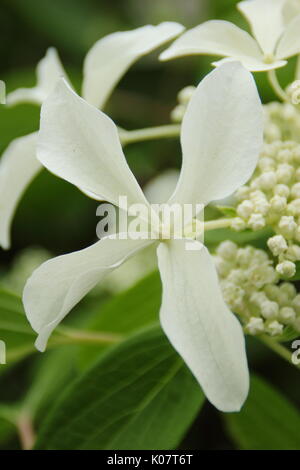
(160, 0, 300, 72)
(23, 62, 263, 412)
(0, 23, 184, 249)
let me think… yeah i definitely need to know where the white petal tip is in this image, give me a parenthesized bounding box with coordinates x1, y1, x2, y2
(159, 50, 173, 61)
(34, 335, 47, 353)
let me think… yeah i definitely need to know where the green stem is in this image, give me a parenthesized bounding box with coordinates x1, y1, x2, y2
(259, 334, 300, 369)
(120, 124, 181, 146)
(267, 70, 289, 102)
(204, 218, 234, 231)
(55, 326, 123, 345)
(16, 412, 36, 450)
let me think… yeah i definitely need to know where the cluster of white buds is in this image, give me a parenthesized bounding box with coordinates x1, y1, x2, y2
(214, 241, 300, 337)
(264, 102, 300, 143)
(170, 85, 196, 122)
(232, 140, 300, 277)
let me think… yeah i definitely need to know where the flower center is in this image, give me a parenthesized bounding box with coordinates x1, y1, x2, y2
(264, 53, 275, 64)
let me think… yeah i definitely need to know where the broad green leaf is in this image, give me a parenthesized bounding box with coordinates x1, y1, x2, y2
(225, 374, 300, 450)
(35, 325, 204, 450)
(0, 405, 18, 447)
(22, 347, 79, 420)
(79, 271, 162, 367)
(0, 418, 16, 447)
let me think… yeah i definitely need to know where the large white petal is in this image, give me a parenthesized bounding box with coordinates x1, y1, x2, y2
(23, 235, 152, 351)
(237, 0, 285, 55)
(169, 62, 263, 208)
(0, 133, 41, 249)
(6, 48, 68, 106)
(159, 20, 263, 67)
(82, 22, 184, 108)
(38, 79, 150, 211)
(276, 14, 300, 59)
(157, 239, 249, 412)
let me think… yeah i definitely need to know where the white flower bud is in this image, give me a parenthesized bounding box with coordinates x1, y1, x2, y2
(216, 241, 237, 260)
(237, 200, 254, 219)
(264, 284, 280, 301)
(214, 257, 232, 278)
(295, 167, 300, 181)
(177, 86, 196, 105)
(266, 320, 284, 336)
(279, 306, 296, 323)
(258, 171, 277, 190)
(254, 199, 270, 215)
(267, 235, 288, 256)
(287, 199, 300, 216)
(248, 213, 266, 230)
(276, 260, 296, 277)
(270, 195, 286, 213)
(278, 216, 297, 238)
(277, 149, 292, 163)
(227, 269, 246, 285)
(279, 282, 297, 298)
(276, 164, 294, 184)
(231, 217, 246, 231)
(236, 246, 253, 266)
(285, 244, 300, 261)
(292, 294, 300, 313)
(273, 184, 290, 198)
(170, 104, 186, 123)
(245, 317, 265, 335)
(261, 300, 279, 319)
(258, 157, 274, 171)
(291, 182, 300, 199)
(222, 281, 244, 308)
(235, 186, 250, 202)
(292, 147, 300, 163)
(288, 80, 300, 105)
(250, 291, 267, 306)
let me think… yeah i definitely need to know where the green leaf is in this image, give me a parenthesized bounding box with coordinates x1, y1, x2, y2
(22, 347, 79, 420)
(35, 325, 204, 450)
(225, 374, 300, 450)
(0, 288, 36, 366)
(0, 405, 18, 447)
(79, 271, 162, 367)
(216, 205, 237, 218)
